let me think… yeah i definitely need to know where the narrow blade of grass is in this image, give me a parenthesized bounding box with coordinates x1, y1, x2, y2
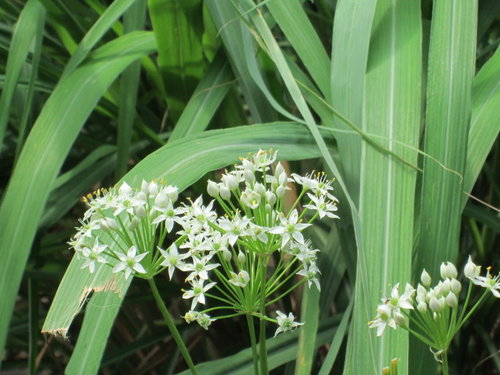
(0, 31, 156, 354)
(413, 2, 477, 374)
(0, 0, 46, 149)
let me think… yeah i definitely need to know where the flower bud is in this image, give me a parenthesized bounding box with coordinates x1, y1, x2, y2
(265, 191, 276, 205)
(450, 278, 461, 295)
(135, 205, 146, 218)
(148, 181, 159, 197)
(119, 182, 132, 196)
(254, 182, 266, 196)
(393, 310, 407, 327)
(441, 278, 451, 294)
(440, 261, 458, 279)
(222, 249, 232, 262)
(219, 184, 231, 200)
(429, 296, 441, 313)
(275, 162, 285, 178)
(417, 301, 427, 313)
(222, 173, 238, 191)
(276, 185, 286, 198)
(155, 192, 169, 208)
(207, 180, 220, 198)
(237, 251, 245, 264)
(464, 256, 481, 279)
(164, 186, 178, 202)
(420, 269, 431, 287)
(445, 292, 458, 308)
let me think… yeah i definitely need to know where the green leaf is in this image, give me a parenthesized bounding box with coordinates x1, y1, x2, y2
(343, 1, 422, 373)
(0, 31, 156, 354)
(413, 2, 477, 374)
(168, 50, 234, 142)
(148, 0, 205, 120)
(266, 0, 331, 100)
(464, 46, 500, 198)
(0, 0, 46, 149)
(329, 0, 377, 204)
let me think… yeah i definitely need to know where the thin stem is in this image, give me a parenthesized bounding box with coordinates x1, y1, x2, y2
(148, 278, 199, 375)
(247, 315, 260, 375)
(258, 257, 269, 375)
(441, 352, 449, 375)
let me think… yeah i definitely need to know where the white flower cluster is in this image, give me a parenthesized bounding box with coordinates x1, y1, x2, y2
(70, 150, 340, 336)
(369, 257, 499, 361)
(178, 150, 339, 335)
(69, 180, 182, 279)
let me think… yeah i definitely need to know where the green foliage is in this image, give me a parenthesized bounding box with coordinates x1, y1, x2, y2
(0, 1, 498, 374)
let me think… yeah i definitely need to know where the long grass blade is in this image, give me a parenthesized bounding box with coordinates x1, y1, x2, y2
(413, 2, 477, 374)
(0, 0, 46, 150)
(0, 31, 156, 354)
(168, 50, 234, 142)
(115, 1, 147, 178)
(344, 1, 422, 373)
(329, 0, 377, 204)
(464, 46, 500, 198)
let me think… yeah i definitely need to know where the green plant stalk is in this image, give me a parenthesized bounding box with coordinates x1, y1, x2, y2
(147, 277, 199, 375)
(258, 256, 269, 375)
(247, 314, 260, 375)
(441, 353, 449, 375)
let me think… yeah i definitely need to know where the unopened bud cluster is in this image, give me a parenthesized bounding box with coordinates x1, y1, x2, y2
(369, 257, 499, 362)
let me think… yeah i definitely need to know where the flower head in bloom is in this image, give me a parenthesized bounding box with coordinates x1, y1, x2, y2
(470, 267, 500, 298)
(182, 279, 216, 310)
(269, 209, 311, 246)
(369, 304, 397, 336)
(112, 246, 147, 280)
(159, 243, 189, 280)
(274, 311, 303, 336)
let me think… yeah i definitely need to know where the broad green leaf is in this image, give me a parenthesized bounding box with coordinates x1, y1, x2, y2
(330, 0, 377, 204)
(0, 0, 46, 149)
(464, 46, 500, 198)
(0, 31, 156, 354)
(344, 1, 422, 373)
(413, 2, 477, 374)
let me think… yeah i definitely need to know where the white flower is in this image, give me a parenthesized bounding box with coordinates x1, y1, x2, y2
(274, 311, 303, 336)
(182, 279, 216, 310)
(297, 262, 321, 291)
(181, 254, 219, 282)
(159, 243, 189, 280)
(229, 270, 250, 287)
(387, 283, 415, 311)
(470, 268, 500, 298)
(196, 313, 214, 330)
(112, 246, 147, 279)
(80, 238, 108, 273)
(218, 215, 250, 246)
(303, 194, 339, 219)
(369, 304, 397, 336)
(269, 210, 311, 246)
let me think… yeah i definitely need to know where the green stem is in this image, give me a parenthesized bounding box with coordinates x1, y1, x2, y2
(258, 257, 269, 375)
(148, 278, 199, 375)
(441, 352, 449, 375)
(247, 314, 260, 375)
